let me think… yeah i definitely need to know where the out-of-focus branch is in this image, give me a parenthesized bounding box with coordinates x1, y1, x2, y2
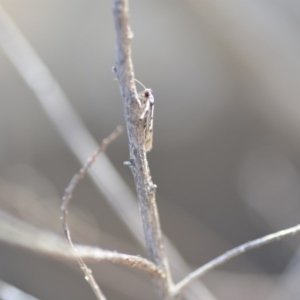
(0, 4, 217, 300)
(172, 224, 300, 296)
(0, 280, 40, 300)
(112, 1, 173, 299)
(0, 210, 163, 279)
(0, 177, 139, 255)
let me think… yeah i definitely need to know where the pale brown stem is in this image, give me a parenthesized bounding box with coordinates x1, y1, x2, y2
(112, 1, 173, 299)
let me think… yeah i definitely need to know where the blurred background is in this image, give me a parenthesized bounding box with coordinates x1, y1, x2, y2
(0, 0, 300, 299)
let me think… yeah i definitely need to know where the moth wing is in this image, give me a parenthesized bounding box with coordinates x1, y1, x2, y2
(138, 89, 154, 152)
(145, 94, 154, 152)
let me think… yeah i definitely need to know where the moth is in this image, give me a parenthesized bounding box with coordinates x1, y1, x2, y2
(138, 85, 154, 152)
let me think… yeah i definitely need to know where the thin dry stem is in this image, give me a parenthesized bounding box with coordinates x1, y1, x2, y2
(79, 248, 164, 278)
(61, 126, 123, 214)
(0, 210, 163, 279)
(61, 127, 122, 300)
(172, 224, 300, 296)
(112, 0, 173, 299)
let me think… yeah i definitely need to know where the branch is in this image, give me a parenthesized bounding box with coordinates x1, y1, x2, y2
(0, 210, 163, 279)
(61, 127, 123, 300)
(61, 125, 123, 217)
(172, 224, 300, 296)
(112, 1, 173, 299)
(78, 247, 164, 278)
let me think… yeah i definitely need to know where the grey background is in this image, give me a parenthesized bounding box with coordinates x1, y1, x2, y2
(1, 1, 300, 299)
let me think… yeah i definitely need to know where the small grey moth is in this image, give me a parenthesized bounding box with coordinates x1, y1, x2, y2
(138, 88, 154, 152)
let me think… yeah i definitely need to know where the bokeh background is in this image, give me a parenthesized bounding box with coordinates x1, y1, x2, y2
(0, 1, 300, 299)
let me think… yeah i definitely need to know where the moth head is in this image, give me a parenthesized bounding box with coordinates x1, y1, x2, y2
(144, 89, 154, 105)
(138, 88, 153, 104)
(144, 89, 151, 98)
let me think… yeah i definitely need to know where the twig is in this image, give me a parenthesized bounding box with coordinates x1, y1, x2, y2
(61, 127, 122, 300)
(61, 125, 123, 216)
(172, 224, 300, 296)
(0, 210, 163, 279)
(0, 4, 217, 300)
(78, 247, 164, 278)
(112, 1, 173, 299)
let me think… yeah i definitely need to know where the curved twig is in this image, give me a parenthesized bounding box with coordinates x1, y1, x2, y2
(61, 127, 122, 300)
(77, 246, 164, 278)
(172, 224, 300, 296)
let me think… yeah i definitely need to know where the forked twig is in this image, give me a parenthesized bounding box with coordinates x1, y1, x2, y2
(61, 126, 123, 300)
(172, 224, 300, 296)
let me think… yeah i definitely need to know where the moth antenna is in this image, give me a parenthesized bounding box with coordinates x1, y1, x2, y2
(134, 78, 147, 90)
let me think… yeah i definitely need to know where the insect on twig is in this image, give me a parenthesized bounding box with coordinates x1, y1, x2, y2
(135, 79, 155, 152)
